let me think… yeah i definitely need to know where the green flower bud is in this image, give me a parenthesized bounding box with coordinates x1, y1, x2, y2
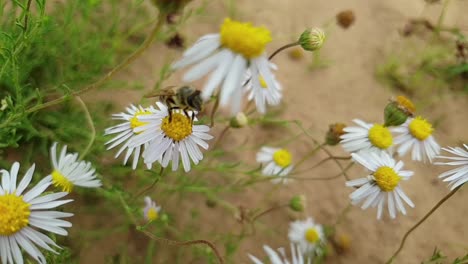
(326, 123, 346, 146)
(384, 96, 415, 127)
(229, 112, 248, 128)
(289, 195, 306, 212)
(299, 28, 325, 52)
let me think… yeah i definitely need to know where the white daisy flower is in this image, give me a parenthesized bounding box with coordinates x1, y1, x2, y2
(104, 104, 162, 169)
(392, 116, 441, 163)
(257, 147, 294, 184)
(340, 119, 393, 154)
(245, 63, 282, 114)
(346, 151, 415, 219)
(0, 162, 73, 264)
(143, 196, 161, 222)
(50, 142, 102, 193)
(288, 217, 325, 255)
(172, 18, 275, 115)
(435, 144, 468, 190)
(249, 243, 311, 264)
(129, 102, 213, 172)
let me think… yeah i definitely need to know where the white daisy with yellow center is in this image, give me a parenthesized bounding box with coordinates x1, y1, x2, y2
(129, 102, 213, 172)
(0, 162, 73, 264)
(172, 18, 276, 115)
(49, 142, 102, 193)
(288, 217, 325, 255)
(392, 116, 440, 163)
(143, 196, 161, 222)
(340, 119, 393, 154)
(257, 147, 294, 184)
(435, 144, 468, 190)
(346, 151, 415, 219)
(105, 104, 163, 169)
(245, 63, 282, 114)
(249, 243, 309, 264)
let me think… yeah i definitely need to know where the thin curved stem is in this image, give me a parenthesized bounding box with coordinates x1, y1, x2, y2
(212, 125, 230, 149)
(26, 17, 165, 113)
(386, 185, 462, 264)
(76, 96, 95, 159)
(251, 203, 289, 222)
(268, 41, 300, 60)
(294, 143, 325, 168)
(209, 95, 220, 127)
(141, 230, 224, 264)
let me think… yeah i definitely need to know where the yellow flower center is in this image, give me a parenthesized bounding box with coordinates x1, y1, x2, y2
(368, 124, 393, 149)
(130, 110, 152, 132)
(409, 116, 433, 141)
(373, 166, 401, 192)
(220, 18, 272, 59)
(52, 170, 74, 193)
(273, 149, 292, 168)
(147, 207, 159, 221)
(259, 76, 268, 88)
(396, 95, 416, 115)
(161, 113, 193, 142)
(0, 194, 30, 236)
(305, 228, 320, 243)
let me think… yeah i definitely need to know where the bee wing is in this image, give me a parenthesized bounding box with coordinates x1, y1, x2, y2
(144, 86, 177, 98)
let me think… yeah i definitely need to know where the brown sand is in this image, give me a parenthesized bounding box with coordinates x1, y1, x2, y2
(78, 0, 468, 263)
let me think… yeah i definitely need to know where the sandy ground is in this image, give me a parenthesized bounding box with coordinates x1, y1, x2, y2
(76, 0, 468, 263)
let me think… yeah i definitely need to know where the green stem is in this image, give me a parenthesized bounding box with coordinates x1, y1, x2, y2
(386, 185, 462, 264)
(294, 143, 325, 168)
(141, 230, 225, 264)
(25, 16, 165, 113)
(76, 97, 95, 159)
(268, 41, 300, 60)
(435, 0, 451, 35)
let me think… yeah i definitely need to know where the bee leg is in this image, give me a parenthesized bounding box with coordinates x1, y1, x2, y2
(183, 109, 190, 120)
(191, 111, 195, 124)
(168, 106, 180, 122)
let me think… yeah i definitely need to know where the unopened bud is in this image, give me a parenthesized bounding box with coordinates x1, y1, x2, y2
(299, 28, 325, 52)
(326, 123, 346, 146)
(230, 112, 248, 128)
(384, 95, 415, 127)
(160, 213, 169, 224)
(336, 10, 356, 29)
(289, 195, 306, 212)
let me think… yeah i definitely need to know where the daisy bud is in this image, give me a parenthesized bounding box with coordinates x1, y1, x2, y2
(326, 123, 346, 146)
(230, 112, 249, 128)
(289, 195, 306, 212)
(336, 10, 356, 29)
(299, 28, 325, 52)
(384, 95, 415, 127)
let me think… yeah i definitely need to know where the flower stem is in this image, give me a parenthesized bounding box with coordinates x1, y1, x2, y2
(23, 0, 33, 32)
(386, 185, 462, 264)
(25, 16, 165, 113)
(268, 41, 300, 60)
(294, 143, 325, 168)
(76, 96, 95, 159)
(141, 230, 225, 264)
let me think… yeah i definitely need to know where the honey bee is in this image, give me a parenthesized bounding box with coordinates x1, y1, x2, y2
(145, 86, 203, 122)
